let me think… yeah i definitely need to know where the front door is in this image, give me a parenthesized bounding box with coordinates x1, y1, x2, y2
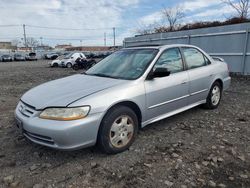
(144, 47, 189, 121)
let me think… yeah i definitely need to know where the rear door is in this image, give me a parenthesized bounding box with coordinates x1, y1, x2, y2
(181, 47, 214, 105)
(144, 47, 189, 121)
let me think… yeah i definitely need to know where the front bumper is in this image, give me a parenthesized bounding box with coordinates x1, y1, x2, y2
(15, 102, 104, 150)
(3, 58, 12, 61)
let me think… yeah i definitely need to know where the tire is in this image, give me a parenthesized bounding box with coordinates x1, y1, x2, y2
(66, 62, 72, 68)
(72, 64, 79, 70)
(97, 106, 138, 154)
(54, 63, 58, 67)
(203, 81, 222, 109)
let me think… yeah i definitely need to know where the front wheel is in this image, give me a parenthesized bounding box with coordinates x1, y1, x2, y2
(66, 63, 72, 68)
(203, 81, 222, 109)
(97, 106, 138, 154)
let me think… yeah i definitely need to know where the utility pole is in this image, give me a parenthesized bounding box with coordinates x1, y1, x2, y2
(104, 32, 106, 46)
(23, 24, 27, 47)
(113, 27, 116, 47)
(40, 37, 43, 46)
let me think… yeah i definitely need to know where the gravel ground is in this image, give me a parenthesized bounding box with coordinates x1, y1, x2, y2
(0, 60, 249, 188)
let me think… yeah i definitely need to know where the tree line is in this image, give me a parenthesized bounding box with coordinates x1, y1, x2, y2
(137, 0, 250, 35)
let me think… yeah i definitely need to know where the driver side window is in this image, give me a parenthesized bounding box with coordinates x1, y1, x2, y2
(154, 48, 183, 74)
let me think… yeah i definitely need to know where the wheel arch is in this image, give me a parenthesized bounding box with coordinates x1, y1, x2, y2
(100, 100, 142, 128)
(213, 78, 223, 90)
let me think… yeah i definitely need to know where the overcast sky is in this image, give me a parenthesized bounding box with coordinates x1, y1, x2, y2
(0, 0, 235, 47)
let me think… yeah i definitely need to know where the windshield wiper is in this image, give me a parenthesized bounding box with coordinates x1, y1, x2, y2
(88, 73, 120, 79)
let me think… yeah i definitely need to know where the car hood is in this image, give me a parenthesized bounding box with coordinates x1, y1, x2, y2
(21, 74, 127, 110)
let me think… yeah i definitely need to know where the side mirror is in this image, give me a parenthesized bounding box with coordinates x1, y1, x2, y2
(148, 67, 171, 79)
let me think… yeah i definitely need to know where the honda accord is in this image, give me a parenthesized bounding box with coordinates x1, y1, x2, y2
(15, 44, 231, 154)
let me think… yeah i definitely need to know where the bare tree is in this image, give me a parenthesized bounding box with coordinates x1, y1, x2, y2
(136, 22, 159, 35)
(222, 0, 249, 19)
(136, 5, 185, 35)
(11, 39, 20, 47)
(26, 37, 39, 47)
(162, 5, 185, 31)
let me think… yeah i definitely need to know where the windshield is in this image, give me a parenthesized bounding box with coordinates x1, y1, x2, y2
(64, 53, 73, 59)
(86, 49, 158, 80)
(29, 53, 36, 56)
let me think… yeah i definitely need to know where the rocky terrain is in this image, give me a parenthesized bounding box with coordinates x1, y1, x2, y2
(0, 60, 249, 188)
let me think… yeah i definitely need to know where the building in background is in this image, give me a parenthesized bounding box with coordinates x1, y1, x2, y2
(54, 44, 72, 51)
(0, 42, 17, 52)
(17, 47, 32, 52)
(65, 46, 119, 52)
(34, 45, 53, 52)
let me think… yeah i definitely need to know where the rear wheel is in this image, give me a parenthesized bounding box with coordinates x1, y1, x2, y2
(203, 81, 222, 109)
(53, 63, 58, 67)
(72, 64, 79, 70)
(98, 106, 138, 154)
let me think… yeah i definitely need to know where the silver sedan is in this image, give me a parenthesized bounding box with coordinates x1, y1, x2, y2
(15, 44, 231, 154)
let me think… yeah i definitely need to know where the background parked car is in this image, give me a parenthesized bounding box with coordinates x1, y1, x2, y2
(1, 54, 13, 62)
(45, 53, 59, 60)
(72, 57, 97, 70)
(61, 52, 86, 68)
(25, 52, 37, 61)
(49, 55, 65, 67)
(14, 54, 25, 61)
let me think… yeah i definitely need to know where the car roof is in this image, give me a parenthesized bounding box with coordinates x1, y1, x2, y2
(124, 44, 197, 51)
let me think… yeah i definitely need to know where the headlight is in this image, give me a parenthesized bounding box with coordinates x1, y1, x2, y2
(39, 106, 90, 121)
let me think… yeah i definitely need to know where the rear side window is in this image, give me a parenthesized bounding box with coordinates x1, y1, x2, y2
(182, 47, 208, 69)
(154, 48, 183, 73)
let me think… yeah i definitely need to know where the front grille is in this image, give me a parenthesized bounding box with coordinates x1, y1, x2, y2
(18, 101, 36, 118)
(23, 129, 55, 145)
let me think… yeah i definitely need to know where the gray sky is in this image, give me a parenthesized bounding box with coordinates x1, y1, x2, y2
(0, 0, 235, 47)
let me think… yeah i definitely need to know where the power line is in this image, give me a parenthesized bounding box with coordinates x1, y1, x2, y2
(26, 33, 113, 38)
(0, 36, 114, 41)
(0, 24, 132, 30)
(26, 24, 115, 31)
(41, 37, 113, 41)
(0, 24, 20, 27)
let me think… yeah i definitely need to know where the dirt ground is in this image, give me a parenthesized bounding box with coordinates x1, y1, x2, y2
(0, 60, 249, 188)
